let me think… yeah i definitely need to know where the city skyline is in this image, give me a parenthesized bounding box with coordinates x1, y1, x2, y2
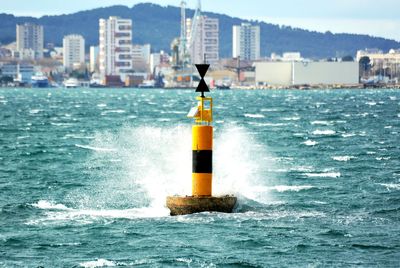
(2, 0, 400, 42)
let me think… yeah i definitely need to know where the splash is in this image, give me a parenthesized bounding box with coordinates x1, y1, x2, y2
(66, 124, 277, 215)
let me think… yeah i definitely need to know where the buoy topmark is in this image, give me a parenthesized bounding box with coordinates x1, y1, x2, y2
(166, 64, 237, 216)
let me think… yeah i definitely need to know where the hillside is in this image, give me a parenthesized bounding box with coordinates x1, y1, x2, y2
(0, 3, 399, 58)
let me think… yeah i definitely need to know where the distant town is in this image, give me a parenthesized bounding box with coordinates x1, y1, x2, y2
(0, 1, 399, 89)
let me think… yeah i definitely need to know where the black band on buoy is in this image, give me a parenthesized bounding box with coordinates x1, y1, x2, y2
(192, 150, 212, 173)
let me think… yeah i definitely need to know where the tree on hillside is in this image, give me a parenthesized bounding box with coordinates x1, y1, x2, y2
(342, 55, 354, 62)
(359, 56, 371, 78)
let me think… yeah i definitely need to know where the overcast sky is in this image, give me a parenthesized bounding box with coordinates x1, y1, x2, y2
(2, 0, 400, 41)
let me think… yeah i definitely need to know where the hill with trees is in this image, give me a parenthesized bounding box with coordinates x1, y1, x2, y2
(0, 3, 399, 58)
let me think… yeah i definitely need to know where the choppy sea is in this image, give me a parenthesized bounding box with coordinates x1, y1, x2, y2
(0, 88, 399, 267)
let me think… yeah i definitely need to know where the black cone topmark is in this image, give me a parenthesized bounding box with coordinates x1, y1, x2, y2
(195, 64, 210, 97)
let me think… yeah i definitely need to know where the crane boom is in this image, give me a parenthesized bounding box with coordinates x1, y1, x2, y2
(187, 0, 201, 64)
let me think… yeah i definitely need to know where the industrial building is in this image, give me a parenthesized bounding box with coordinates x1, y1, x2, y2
(63, 34, 85, 70)
(99, 16, 133, 80)
(232, 23, 260, 60)
(255, 61, 359, 86)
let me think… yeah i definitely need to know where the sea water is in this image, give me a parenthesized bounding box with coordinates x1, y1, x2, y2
(0, 88, 399, 267)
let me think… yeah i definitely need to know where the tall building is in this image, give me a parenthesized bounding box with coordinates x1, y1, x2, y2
(150, 53, 161, 74)
(63, 35, 85, 69)
(16, 23, 44, 59)
(99, 16, 133, 78)
(132, 44, 151, 72)
(90, 46, 99, 73)
(232, 23, 260, 61)
(187, 16, 219, 64)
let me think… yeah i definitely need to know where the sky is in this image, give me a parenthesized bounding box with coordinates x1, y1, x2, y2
(1, 0, 400, 41)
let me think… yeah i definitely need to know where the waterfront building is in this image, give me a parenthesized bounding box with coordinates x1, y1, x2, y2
(99, 16, 133, 81)
(132, 44, 151, 72)
(356, 49, 400, 64)
(1, 63, 34, 84)
(356, 49, 400, 80)
(12, 49, 36, 61)
(282, 52, 302, 62)
(255, 61, 359, 86)
(232, 23, 260, 61)
(16, 23, 44, 59)
(186, 16, 219, 64)
(90, 46, 99, 73)
(63, 35, 85, 70)
(1, 63, 18, 78)
(150, 53, 161, 74)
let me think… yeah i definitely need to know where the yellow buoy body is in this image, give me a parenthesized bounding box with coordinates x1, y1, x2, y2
(192, 125, 213, 196)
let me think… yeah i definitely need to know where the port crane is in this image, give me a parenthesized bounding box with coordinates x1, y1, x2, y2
(180, 0, 202, 67)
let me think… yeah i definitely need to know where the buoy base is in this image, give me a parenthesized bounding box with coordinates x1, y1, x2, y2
(166, 195, 237, 216)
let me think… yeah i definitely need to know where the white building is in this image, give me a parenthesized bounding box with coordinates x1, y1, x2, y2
(90, 46, 99, 73)
(16, 23, 44, 59)
(63, 35, 85, 69)
(132, 44, 151, 71)
(271, 52, 303, 62)
(282, 52, 302, 62)
(150, 53, 161, 74)
(255, 61, 359, 86)
(12, 49, 36, 61)
(232, 23, 260, 61)
(1, 63, 34, 84)
(99, 16, 133, 79)
(187, 16, 219, 64)
(356, 48, 400, 62)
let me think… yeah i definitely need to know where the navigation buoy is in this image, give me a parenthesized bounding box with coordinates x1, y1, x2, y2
(166, 64, 237, 216)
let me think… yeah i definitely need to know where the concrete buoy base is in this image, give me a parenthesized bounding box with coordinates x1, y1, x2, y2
(166, 195, 237, 216)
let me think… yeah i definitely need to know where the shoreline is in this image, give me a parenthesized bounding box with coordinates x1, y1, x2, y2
(1, 84, 400, 90)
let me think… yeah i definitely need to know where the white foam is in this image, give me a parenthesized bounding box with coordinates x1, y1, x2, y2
(376, 157, 391, 161)
(248, 122, 287, 127)
(291, 166, 314, 172)
(304, 172, 341, 178)
(101, 110, 126, 115)
(51, 122, 74, 126)
(32, 200, 71, 210)
(332, 156, 355, 162)
(282, 116, 300, 121)
(97, 104, 107, 108)
(270, 185, 315, 192)
(378, 183, 400, 190)
(311, 120, 332, 126)
(244, 113, 265, 118)
(312, 130, 336, 135)
(303, 140, 318, 146)
(29, 109, 41, 114)
(65, 134, 95, 140)
(75, 144, 117, 152)
(79, 259, 116, 268)
(366, 101, 377, 106)
(342, 133, 356, 138)
(260, 108, 279, 112)
(30, 200, 170, 224)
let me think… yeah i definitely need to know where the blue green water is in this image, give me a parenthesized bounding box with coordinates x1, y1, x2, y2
(0, 88, 399, 267)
